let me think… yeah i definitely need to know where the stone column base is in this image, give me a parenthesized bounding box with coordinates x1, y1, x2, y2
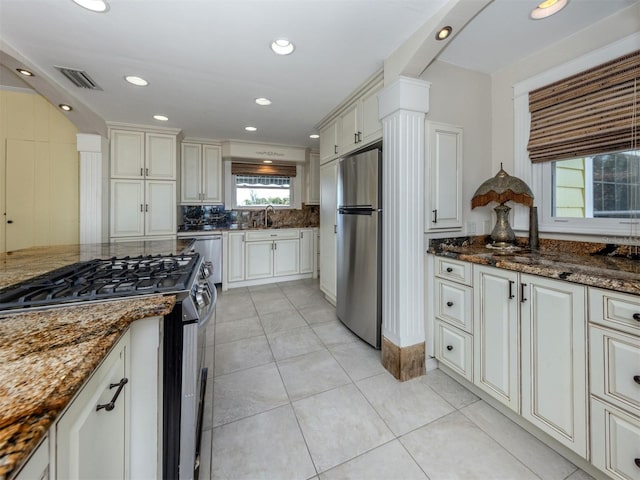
(381, 337, 425, 381)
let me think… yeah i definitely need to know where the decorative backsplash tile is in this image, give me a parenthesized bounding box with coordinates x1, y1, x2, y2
(180, 204, 319, 229)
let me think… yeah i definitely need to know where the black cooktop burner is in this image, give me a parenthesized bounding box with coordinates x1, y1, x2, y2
(0, 254, 200, 311)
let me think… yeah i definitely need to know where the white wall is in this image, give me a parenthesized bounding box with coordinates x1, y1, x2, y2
(420, 60, 493, 235)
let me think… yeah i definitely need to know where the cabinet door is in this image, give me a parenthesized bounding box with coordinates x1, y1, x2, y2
(319, 120, 340, 164)
(306, 153, 320, 205)
(227, 233, 245, 282)
(360, 87, 382, 145)
(202, 145, 222, 203)
(299, 229, 314, 274)
(473, 265, 520, 412)
(425, 122, 463, 231)
(181, 143, 202, 203)
(319, 160, 338, 304)
(145, 181, 176, 236)
(340, 103, 358, 154)
(57, 331, 129, 480)
(145, 133, 176, 180)
(274, 238, 300, 277)
(111, 130, 144, 178)
(245, 241, 274, 280)
(110, 179, 145, 237)
(521, 274, 587, 457)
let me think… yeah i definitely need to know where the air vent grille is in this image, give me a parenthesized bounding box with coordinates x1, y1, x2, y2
(55, 66, 102, 90)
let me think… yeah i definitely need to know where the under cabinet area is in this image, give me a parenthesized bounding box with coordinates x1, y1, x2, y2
(222, 228, 318, 290)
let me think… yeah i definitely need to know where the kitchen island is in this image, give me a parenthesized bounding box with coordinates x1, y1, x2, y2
(0, 238, 194, 479)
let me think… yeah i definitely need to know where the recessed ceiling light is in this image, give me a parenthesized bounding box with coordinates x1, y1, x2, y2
(309, 134, 320, 139)
(255, 97, 272, 106)
(125, 75, 148, 86)
(153, 115, 168, 121)
(263, 160, 273, 164)
(245, 126, 257, 132)
(16, 68, 34, 77)
(435, 26, 452, 41)
(530, 0, 568, 19)
(271, 39, 295, 55)
(59, 104, 73, 112)
(71, 0, 109, 12)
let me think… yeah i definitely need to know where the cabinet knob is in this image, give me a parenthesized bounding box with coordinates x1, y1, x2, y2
(446, 345, 453, 351)
(633, 313, 640, 321)
(446, 301, 454, 307)
(446, 267, 453, 273)
(633, 375, 640, 385)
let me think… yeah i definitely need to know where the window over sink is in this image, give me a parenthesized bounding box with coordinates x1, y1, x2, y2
(235, 175, 291, 206)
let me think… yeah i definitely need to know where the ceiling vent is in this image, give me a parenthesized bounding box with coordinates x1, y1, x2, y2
(55, 66, 102, 90)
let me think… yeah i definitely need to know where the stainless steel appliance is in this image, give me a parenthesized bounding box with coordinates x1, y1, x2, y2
(0, 253, 216, 480)
(192, 234, 223, 284)
(336, 145, 382, 349)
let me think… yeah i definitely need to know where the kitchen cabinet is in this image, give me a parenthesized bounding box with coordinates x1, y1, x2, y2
(110, 129, 176, 180)
(425, 122, 463, 231)
(319, 119, 340, 165)
(305, 153, 320, 205)
(588, 288, 640, 479)
(181, 143, 222, 204)
(227, 232, 246, 283)
(110, 179, 176, 238)
(56, 330, 130, 479)
(340, 83, 382, 154)
(299, 228, 314, 274)
(14, 437, 49, 480)
(319, 159, 338, 305)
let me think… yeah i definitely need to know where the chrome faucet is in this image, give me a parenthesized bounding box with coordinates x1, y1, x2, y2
(264, 204, 274, 227)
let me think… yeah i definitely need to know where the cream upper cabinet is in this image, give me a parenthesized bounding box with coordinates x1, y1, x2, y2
(425, 122, 463, 231)
(180, 142, 222, 204)
(340, 103, 359, 153)
(306, 153, 320, 205)
(319, 160, 338, 304)
(320, 119, 340, 165)
(360, 86, 382, 145)
(111, 129, 176, 180)
(520, 274, 587, 458)
(337, 82, 383, 157)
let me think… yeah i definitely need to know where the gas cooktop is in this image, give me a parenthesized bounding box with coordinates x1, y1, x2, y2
(0, 254, 201, 311)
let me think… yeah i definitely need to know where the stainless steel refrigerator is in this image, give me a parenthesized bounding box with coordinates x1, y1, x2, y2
(336, 145, 382, 349)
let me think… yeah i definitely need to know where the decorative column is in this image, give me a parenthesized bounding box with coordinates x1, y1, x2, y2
(378, 77, 430, 381)
(77, 133, 108, 244)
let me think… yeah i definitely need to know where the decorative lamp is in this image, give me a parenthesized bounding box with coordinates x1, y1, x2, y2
(471, 164, 534, 249)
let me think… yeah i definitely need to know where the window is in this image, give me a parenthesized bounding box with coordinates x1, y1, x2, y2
(235, 175, 291, 206)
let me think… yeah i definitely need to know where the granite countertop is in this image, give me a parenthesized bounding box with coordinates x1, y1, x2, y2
(177, 225, 319, 235)
(0, 239, 194, 289)
(430, 237, 640, 295)
(0, 295, 176, 479)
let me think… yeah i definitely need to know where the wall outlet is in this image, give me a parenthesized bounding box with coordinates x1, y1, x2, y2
(466, 222, 476, 235)
(483, 220, 491, 234)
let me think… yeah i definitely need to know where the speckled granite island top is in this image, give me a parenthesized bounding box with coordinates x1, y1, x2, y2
(0, 295, 176, 479)
(430, 236, 640, 295)
(0, 238, 194, 289)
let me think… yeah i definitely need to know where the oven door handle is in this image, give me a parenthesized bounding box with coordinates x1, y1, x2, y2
(199, 285, 217, 328)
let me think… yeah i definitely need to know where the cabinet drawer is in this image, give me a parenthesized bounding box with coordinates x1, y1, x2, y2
(434, 278, 472, 333)
(434, 257, 472, 286)
(590, 397, 640, 480)
(435, 320, 472, 381)
(590, 325, 640, 416)
(244, 229, 299, 242)
(590, 288, 640, 336)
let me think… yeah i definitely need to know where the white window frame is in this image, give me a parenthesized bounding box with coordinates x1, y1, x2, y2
(513, 33, 640, 236)
(223, 161, 303, 210)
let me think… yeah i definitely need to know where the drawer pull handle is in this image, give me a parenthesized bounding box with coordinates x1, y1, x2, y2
(633, 313, 640, 321)
(635, 458, 640, 469)
(508, 280, 515, 300)
(634, 375, 640, 385)
(446, 301, 454, 307)
(446, 267, 453, 273)
(96, 377, 128, 412)
(446, 345, 453, 351)
(520, 283, 528, 303)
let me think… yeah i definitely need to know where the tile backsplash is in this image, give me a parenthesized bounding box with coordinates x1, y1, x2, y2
(180, 204, 319, 229)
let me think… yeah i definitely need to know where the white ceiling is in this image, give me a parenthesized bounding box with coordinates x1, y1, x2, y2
(0, 0, 637, 148)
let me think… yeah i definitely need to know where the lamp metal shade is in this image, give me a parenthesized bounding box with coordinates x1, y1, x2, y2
(471, 165, 534, 208)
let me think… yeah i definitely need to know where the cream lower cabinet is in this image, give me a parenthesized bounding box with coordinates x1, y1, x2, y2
(245, 236, 300, 280)
(472, 265, 588, 457)
(227, 232, 246, 283)
(56, 330, 130, 479)
(319, 160, 338, 304)
(299, 229, 314, 274)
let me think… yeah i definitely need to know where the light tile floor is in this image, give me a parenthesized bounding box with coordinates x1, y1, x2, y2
(199, 279, 595, 480)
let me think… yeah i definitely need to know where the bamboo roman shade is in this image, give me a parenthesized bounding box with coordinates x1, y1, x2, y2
(231, 162, 297, 177)
(527, 49, 640, 164)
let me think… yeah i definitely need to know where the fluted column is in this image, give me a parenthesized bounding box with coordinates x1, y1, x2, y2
(77, 133, 107, 244)
(378, 77, 430, 380)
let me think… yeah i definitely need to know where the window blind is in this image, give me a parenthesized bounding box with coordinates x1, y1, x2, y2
(527, 49, 640, 164)
(231, 162, 297, 177)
